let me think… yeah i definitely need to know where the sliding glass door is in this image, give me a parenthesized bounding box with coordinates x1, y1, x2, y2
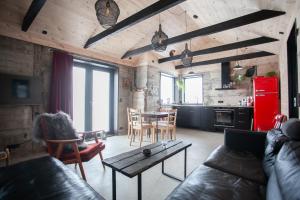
(73, 67, 86, 131)
(73, 61, 115, 133)
(92, 70, 110, 131)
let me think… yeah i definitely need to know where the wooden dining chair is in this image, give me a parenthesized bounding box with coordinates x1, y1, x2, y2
(129, 108, 155, 147)
(153, 109, 178, 141)
(127, 107, 133, 138)
(40, 116, 105, 181)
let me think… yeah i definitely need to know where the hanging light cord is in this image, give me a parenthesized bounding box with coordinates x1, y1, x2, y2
(184, 11, 192, 50)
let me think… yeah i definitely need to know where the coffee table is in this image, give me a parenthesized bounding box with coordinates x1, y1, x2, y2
(102, 140, 192, 200)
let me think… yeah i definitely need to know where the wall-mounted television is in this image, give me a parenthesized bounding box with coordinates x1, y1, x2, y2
(0, 73, 42, 105)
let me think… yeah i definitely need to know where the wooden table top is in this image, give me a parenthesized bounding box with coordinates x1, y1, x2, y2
(141, 111, 174, 118)
(103, 140, 192, 178)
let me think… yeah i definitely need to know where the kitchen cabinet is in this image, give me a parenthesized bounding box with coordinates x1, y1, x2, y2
(199, 107, 214, 131)
(174, 105, 253, 132)
(234, 107, 253, 130)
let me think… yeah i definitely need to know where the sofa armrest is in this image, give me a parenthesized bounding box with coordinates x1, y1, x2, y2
(224, 128, 266, 158)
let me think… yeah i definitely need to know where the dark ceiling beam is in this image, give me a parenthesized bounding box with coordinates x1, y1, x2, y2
(22, 0, 47, 32)
(158, 36, 278, 63)
(122, 9, 285, 59)
(84, 0, 186, 48)
(175, 51, 275, 69)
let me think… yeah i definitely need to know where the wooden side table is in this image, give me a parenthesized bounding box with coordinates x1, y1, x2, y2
(0, 148, 10, 166)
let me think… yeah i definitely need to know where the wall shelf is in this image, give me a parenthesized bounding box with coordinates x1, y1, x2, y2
(215, 88, 237, 90)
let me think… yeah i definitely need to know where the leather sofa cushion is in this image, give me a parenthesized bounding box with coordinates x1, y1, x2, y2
(0, 156, 105, 200)
(281, 118, 300, 140)
(166, 165, 266, 200)
(263, 129, 289, 177)
(266, 170, 283, 200)
(204, 145, 266, 185)
(271, 141, 300, 200)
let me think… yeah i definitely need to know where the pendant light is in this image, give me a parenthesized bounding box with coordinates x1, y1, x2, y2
(151, 15, 168, 52)
(233, 37, 243, 70)
(180, 11, 193, 67)
(95, 0, 120, 29)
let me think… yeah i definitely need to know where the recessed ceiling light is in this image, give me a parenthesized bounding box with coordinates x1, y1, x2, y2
(193, 15, 198, 19)
(169, 50, 176, 57)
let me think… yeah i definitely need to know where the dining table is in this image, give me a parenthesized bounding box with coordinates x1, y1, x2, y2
(141, 111, 174, 142)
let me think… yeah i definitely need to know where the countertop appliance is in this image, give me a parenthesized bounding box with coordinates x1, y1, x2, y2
(253, 76, 279, 131)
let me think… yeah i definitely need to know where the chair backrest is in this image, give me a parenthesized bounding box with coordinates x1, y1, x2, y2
(127, 107, 132, 123)
(40, 116, 55, 155)
(129, 108, 142, 126)
(168, 109, 177, 126)
(274, 114, 287, 129)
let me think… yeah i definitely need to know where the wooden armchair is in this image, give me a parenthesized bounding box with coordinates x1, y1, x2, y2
(40, 117, 105, 181)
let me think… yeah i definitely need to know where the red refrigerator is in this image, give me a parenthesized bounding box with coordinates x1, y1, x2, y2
(253, 76, 280, 131)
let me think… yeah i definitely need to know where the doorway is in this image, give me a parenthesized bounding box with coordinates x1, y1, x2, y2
(72, 60, 116, 133)
(287, 21, 299, 118)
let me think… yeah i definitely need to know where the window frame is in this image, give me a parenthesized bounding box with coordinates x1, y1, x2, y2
(183, 75, 204, 104)
(159, 72, 175, 105)
(73, 59, 116, 134)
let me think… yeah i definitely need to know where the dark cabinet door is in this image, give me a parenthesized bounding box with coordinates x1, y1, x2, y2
(234, 108, 253, 130)
(175, 106, 201, 128)
(200, 107, 214, 131)
(189, 107, 201, 129)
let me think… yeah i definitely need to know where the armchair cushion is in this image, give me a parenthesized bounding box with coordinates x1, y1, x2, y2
(61, 142, 105, 162)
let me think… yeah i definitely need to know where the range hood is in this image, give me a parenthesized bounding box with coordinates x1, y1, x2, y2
(215, 62, 236, 90)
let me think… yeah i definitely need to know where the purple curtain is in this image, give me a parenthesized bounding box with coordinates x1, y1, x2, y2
(49, 51, 73, 118)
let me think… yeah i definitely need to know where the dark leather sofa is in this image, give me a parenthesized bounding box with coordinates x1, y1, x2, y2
(0, 156, 105, 200)
(166, 119, 300, 200)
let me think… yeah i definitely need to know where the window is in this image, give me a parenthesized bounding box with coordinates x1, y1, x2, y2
(184, 76, 203, 104)
(160, 73, 175, 104)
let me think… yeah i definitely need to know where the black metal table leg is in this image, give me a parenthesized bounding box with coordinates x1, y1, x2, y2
(138, 174, 142, 200)
(156, 117, 159, 142)
(161, 148, 188, 182)
(112, 169, 116, 200)
(184, 148, 187, 178)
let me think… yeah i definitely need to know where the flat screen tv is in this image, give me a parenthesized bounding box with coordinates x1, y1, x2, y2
(0, 73, 42, 105)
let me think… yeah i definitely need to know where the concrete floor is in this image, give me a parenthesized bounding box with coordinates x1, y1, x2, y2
(69, 128, 224, 200)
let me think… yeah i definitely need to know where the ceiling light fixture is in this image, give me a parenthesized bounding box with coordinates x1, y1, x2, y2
(233, 37, 243, 70)
(180, 11, 193, 67)
(151, 15, 168, 52)
(95, 0, 120, 29)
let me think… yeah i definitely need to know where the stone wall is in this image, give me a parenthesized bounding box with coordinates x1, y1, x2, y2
(133, 62, 177, 111)
(117, 66, 134, 134)
(0, 36, 52, 152)
(0, 35, 134, 156)
(179, 58, 279, 106)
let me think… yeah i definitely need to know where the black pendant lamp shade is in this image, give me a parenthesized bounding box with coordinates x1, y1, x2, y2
(181, 43, 193, 67)
(95, 0, 120, 29)
(151, 24, 168, 52)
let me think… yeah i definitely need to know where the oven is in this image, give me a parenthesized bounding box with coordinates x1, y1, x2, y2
(214, 108, 235, 127)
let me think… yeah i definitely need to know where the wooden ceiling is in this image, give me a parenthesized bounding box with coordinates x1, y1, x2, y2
(0, 0, 297, 67)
